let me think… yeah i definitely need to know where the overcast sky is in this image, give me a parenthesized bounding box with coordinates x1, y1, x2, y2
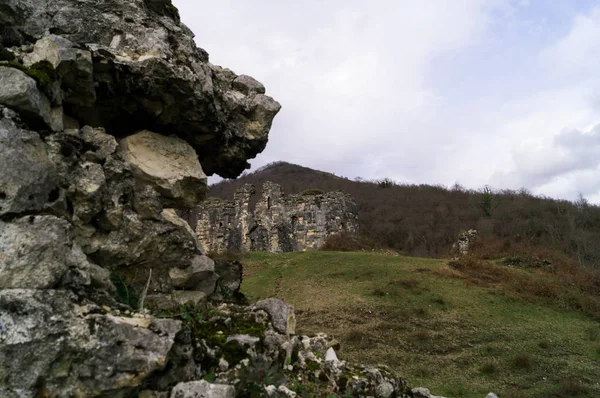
(173, 0, 600, 203)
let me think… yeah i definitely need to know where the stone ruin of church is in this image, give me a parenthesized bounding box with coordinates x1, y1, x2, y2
(195, 182, 359, 253)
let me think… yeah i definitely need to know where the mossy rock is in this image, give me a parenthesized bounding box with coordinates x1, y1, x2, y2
(4, 60, 57, 90)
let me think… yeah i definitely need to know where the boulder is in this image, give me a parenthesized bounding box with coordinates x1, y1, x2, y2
(1, 0, 281, 177)
(0, 110, 59, 216)
(119, 130, 207, 208)
(253, 298, 296, 335)
(0, 66, 60, 131)
(0, 289, 181, 397)
(170, 380, 235, 398)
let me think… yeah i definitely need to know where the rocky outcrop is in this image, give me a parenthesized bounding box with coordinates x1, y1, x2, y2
(196, 182, 360, 253)
(452, 229, 478, 256)
(1, 0, 281, 177)
(0, 0, 281, 395)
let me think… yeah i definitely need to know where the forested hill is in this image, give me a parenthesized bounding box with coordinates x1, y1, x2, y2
(208, 161, 600, 266)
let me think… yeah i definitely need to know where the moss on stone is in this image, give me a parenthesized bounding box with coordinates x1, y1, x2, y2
(4, 60, 57, 92)
(305, 359, 321, 372)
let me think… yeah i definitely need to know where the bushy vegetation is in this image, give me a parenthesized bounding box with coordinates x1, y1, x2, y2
(208, 161, 600, 269)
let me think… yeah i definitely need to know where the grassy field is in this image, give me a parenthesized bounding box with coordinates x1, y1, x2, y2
(240, 251, 600, 397)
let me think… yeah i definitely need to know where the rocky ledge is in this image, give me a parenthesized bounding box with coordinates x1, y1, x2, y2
(0, 0, 417, 397)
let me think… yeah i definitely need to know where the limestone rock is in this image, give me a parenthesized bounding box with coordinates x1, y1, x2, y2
(2, 0, 281, 177)
(79, 126, 118, 161)
(0, 66, 59, 130)
(170, 380, 235, 398)
(232, 74, 266, 95)
(86, 209, 216, 294)
(169, 255, 218, 295)
(23, 34, 95, 107)
(0, 289, 181, 397)
(412, 387, 447, 398)
(119, 130, 207, 208)
(0, 216, 75, 289)
(70, 161, 106, 223)
(253, 298, 296, 335)
(0, 110, 59, 216)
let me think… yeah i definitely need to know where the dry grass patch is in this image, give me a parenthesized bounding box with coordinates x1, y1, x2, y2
(512, 353, 534, 371)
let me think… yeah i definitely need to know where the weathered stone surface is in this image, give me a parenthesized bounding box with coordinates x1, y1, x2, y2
(196, 182, 360, 253)
(170, 380, 235, 398)
(0, 289, 181, 397)
(232, 74, 266, 95)
(0, 215, 111, 292)
(0, 109, 59, 216)
(169, 255, 218, 295)
(79, 125, 118, 161)
(2, 0, 281, 177)
(119, 130, 207, 208)
(0, 216, 72, 289)
(452, 229, 478, 257)
(212, 260, 243, 301)
(412, 387, 447, 398)
(253, 298, 296, 335)
(86, 209, 217, 294)
(23, 34, 95, 107)
(0, 66, 58, 130)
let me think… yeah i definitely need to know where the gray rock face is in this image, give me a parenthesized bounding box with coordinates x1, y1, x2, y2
(0, 216, 76, 289)
(0, 66, 58, 130)
(119, 130, 207, 208)
(0, 289, 181, 398)
(195, 182, 360, 253)
(0, 109, 59, 216)
(1, 0, 281, 177)
(170, 380, 235, 398)
(23, 34, 95, 107)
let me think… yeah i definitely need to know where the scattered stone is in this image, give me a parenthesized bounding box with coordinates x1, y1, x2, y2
(170, 380, 235, 398)
(412, 387, 448, 398)
(253, 298, 296, 335)
(325, 347, 339, 362)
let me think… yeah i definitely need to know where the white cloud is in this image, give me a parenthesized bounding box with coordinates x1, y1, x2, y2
(174, 1, 600, 203)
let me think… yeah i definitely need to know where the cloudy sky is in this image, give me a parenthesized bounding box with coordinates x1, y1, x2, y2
(173, 0, 600, 203)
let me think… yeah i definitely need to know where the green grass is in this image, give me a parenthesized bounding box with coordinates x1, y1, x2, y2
(241, 251, 600, 397)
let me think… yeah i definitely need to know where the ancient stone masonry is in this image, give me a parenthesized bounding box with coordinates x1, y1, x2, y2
(196, 182, 360, 253)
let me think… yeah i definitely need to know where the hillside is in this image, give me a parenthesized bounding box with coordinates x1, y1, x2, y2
(205, 162, 600, 267)
(241, 251, 600, 397)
